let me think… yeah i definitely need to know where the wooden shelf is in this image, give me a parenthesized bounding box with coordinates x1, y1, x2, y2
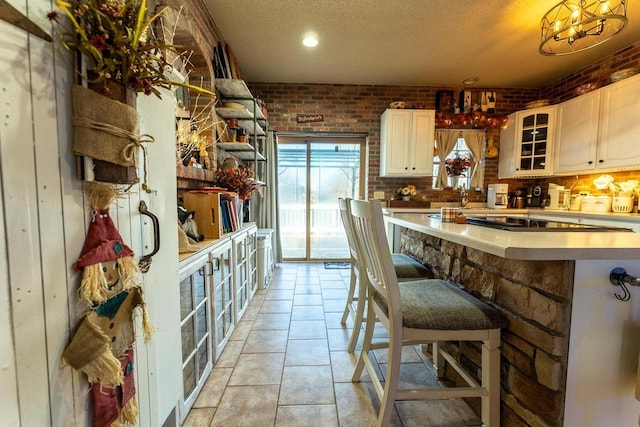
(237, 120, 265, 136)
(216, 79, 253, 99)
(216, 79, 267, 121)
(217, 142, 265, 161)
(216, 107, 254, 120)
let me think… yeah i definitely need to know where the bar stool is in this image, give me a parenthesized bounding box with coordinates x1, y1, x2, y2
(349, 198, 508, 427)
(338, 197, 432, 352)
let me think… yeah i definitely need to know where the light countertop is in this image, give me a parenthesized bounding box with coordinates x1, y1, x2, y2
(385, 212, 640, 260)
(384, 207, 640, 224)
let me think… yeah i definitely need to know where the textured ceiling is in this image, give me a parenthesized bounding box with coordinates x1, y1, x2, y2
(204, 0, 640, 88)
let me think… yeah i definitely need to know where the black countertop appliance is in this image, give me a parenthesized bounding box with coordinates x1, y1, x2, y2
(465, 216, 632, 232)
(526, 185, 544, 207)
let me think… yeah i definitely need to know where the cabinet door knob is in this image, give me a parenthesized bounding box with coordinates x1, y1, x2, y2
(588, 161, 593, 165)
(599, 159, 604, 163)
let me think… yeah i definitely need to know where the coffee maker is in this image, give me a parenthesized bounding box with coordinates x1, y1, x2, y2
(547, 183, 571, 210)
(526, 184, 543, 207)
(487, 183, 509, 209)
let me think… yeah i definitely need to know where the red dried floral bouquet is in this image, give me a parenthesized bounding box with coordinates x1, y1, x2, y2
(213, 166, 263, 200)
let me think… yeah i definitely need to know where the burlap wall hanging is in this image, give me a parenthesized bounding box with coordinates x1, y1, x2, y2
(71, 85, 154, 190)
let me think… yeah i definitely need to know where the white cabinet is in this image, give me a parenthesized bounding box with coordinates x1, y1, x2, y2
(247, 228, 258, 299)
(554, 91, 600, 174)
(597, 73, 640, 170)
(498, 113, 517, 179)
(179, 252, 213, 419)
(498, 107, 556, 178)
(515, 106, 556, 176)
(178, 238, 234, 422)
(232, 225, 257, 319)
(555, 73, 640, 175)
(210, 239, 234, 360)
(380, 109, 435, 177)
(178, 225, 258, 422)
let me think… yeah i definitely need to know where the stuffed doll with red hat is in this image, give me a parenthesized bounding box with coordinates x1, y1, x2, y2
(74, 183, 140, 304)
(62, 182, 153, 427)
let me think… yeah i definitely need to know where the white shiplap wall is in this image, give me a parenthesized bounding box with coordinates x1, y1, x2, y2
(0, 0, 182, 425)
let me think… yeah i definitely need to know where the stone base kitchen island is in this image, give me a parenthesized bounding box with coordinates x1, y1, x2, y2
(385, 212, 640, 427)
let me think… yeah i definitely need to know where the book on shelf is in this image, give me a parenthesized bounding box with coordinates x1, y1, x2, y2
(182, 190, 240, 239)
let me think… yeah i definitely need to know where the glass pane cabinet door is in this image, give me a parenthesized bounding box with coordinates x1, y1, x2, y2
(516, 109, 554, 175)
(210, 242, 234, 360)
(247, 231, 258, 298)
(234, 233, 249, 318)
(179, 256, 213, 413)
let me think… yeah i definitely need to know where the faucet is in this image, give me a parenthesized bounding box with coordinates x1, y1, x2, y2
(460, 183, 468, 208)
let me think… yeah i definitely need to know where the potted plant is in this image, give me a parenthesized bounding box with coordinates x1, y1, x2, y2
(444, 153, 472, 189)
(396, 185, 417, 201)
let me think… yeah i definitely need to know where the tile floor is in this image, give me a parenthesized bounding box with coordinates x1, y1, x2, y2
(183, 262, 481, 426)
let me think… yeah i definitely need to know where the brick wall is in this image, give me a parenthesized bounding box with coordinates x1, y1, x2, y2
(541, 42, 640, 103)
(249, 83, 540, 203)
(249, 40, 640, 204)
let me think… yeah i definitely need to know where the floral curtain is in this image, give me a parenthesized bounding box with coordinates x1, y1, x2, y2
(464, 130, 486, 189)
(435, 129, 460, 189)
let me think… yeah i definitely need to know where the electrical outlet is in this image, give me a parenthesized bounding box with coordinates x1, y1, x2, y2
(373, 191, 385, 200)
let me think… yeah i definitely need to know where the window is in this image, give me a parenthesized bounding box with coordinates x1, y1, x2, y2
(433, 137, 473, 189)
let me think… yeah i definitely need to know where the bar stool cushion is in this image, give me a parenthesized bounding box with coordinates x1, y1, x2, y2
(392, 253, 433, 279)
(373, 279, 508, 330)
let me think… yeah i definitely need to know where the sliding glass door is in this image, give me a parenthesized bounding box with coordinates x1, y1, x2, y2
(277, 136, 365, 260)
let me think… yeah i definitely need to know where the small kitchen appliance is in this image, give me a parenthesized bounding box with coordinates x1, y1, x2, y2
(487, 183, 509, 209)
(526, 185, 544, 207)
(547, 183, 571, 210)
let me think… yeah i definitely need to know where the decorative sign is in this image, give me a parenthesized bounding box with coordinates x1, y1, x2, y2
(297, 114, 324, 123)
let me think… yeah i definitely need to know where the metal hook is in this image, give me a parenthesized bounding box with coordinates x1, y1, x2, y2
(609, 267, 636, 302)
(614, 279, 631, 301)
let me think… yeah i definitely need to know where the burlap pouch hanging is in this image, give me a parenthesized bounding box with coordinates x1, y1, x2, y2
(71, 85, 140, 167)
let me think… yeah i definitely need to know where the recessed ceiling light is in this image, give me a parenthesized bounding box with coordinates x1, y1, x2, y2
(302, 34, 319, 47)
(462, 77, 480, 85)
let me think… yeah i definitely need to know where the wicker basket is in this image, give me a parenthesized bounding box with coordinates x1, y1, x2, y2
(612, 196, 634, 213)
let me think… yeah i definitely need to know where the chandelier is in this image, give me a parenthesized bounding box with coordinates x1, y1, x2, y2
(539, 0, 628, 55)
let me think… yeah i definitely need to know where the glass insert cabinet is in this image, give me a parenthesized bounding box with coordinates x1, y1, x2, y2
(233, 227, 258, 319)
(516, 107, 555, 175)
(514, 106, 556, 176)
(178, 223, 257, 421)
(179, 251, 213, 414)
(498, 106, 557, 179)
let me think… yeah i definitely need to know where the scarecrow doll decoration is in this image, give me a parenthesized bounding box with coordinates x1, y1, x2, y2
(62, 183, 153, 427)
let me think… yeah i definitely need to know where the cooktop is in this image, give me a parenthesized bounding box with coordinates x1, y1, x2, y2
(464, 216, 632, 232)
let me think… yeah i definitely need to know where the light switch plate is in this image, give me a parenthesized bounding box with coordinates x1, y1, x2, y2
(373, 191, 385, 200)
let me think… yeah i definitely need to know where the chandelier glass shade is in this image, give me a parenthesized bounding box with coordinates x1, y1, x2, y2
(539, 0, 628, 55)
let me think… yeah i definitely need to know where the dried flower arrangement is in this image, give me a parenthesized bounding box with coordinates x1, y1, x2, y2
(444, 153, 472, 177)
(214, 166, 263, 200)
(47, 0, 215, 99)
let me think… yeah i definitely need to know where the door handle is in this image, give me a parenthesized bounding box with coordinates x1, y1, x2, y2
(139, 200, 160, 273)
